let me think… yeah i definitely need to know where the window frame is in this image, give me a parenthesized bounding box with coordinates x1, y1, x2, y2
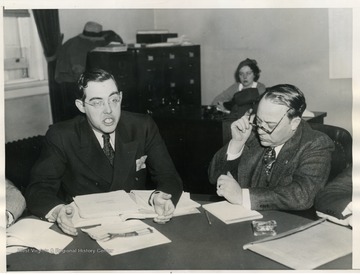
(3, 9, 48, 92)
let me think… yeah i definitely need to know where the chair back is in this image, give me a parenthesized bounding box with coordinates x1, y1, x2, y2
(309, 123, 352, 182)
(5, 135, 44, 194)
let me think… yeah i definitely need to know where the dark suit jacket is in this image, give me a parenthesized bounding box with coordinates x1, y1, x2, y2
(314, 166, 352, 219)
(26, 112, 183, 218)
(208, 120, 334, 210)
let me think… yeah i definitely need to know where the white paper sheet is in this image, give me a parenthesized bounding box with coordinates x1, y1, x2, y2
(245, 220, 352, 270)
(6, 218, 73, 255)
(73, 190, 139, 219)
(82, 220, 171, 256)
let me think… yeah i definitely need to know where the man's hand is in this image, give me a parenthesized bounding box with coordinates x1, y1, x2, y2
(152, 191, 175, 224)
(228, 109, 255, 154)
(53, 205, 78, 236)
(216, 172, 243, 205)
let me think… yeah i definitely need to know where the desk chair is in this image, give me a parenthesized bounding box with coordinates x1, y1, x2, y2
(5, 135, 44, 194)
(309, 123, 352, 182)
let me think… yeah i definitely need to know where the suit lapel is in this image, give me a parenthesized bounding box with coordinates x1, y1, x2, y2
(76, 119, 114, 184)
(110, 118, 138, 191)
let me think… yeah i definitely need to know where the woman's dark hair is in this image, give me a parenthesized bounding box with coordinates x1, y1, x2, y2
(262, 84, 307, 118)
(76, 68, 118, 101)
(234, 58, 261, 83)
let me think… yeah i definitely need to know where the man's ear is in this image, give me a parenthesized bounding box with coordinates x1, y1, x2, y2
(75, 99, 86, 114)
(290, 117, 301, 131)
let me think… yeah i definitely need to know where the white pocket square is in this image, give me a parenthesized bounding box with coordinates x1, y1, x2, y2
(136, 155, 147, 171)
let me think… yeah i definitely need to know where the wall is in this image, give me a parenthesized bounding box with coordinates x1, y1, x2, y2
(59, 9, 155, 44)
(154, 8, 352, 134)
(3, 9, 155, 142)
(5, 9, 352, 142)
(4, 84, 52, 142)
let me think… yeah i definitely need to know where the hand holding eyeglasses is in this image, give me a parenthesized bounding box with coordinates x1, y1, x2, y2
(228, 109, 255, 154)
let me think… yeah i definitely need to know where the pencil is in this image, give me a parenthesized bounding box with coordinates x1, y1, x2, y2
(205, 210, 212, 225)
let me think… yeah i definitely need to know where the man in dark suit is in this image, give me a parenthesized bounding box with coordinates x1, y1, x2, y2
(208, 84, 334, 210)
(26, 69, 183, 236)
(314, 166, 352, 227)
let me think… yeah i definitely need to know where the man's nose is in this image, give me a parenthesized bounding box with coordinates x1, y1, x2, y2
(103, 101, 112, 113)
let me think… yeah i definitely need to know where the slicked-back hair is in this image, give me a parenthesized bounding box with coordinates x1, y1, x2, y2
(261, 84, 307, 119)
(76, 69, 118, 101)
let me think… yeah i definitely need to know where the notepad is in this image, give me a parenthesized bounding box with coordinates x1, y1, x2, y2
(202, 201, 263, 224)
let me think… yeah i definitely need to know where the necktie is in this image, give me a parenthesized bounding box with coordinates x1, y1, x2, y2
(263, 147, 276, 176)
(102, 134, 115, 165)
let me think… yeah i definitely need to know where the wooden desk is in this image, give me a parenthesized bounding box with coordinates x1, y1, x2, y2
(7, 195, 351, 271)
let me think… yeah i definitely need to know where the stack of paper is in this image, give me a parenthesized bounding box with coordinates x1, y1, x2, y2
(92, 42, 128, 52)
(202, 201, 263, 224)
(243, 219, 352, 269)
(73, 190, 139, 219)
(81, 220, 171, 256)
(6, 218, 73, 255)
(129, 190, 201, 217)
(72, 190, 201, 227)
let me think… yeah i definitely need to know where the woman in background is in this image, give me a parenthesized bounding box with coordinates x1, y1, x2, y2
(212, 58, 266, 114)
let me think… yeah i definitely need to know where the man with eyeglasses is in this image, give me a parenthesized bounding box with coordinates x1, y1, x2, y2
(208, 84, 334, 210)
(26, 69, 183, 236)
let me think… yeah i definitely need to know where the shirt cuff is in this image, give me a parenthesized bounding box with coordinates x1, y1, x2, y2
(45, 204, 64, 222)
(6, 211, 15, 228)
(342, 202, 352, 217)
(148, 190, 160, 206)
(226, 140, 244, 160)
(242, 189, 251, 209)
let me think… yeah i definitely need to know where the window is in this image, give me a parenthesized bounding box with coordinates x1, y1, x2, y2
(329, 9, 352, 79)
(4, 9, 47, 87)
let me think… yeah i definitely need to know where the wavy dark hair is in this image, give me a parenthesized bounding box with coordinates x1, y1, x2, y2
(261, 84, 307, 118)
(76, 68, 118, 101)
(234, 58, 261, 83)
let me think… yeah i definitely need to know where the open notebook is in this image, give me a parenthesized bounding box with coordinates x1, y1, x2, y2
(202, 200, 262, 224)
(72, 190, 201, 227)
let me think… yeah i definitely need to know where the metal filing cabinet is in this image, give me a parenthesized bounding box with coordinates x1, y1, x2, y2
(86, 45, 201, 113)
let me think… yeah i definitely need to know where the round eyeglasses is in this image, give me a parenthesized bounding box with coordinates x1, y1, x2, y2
(83, 93, 121, 109)
(249, 109, 291, 135)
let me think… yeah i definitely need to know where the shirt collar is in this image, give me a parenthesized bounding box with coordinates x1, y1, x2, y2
(273, 144, 285, 158)
(238, 81, 258, 91)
